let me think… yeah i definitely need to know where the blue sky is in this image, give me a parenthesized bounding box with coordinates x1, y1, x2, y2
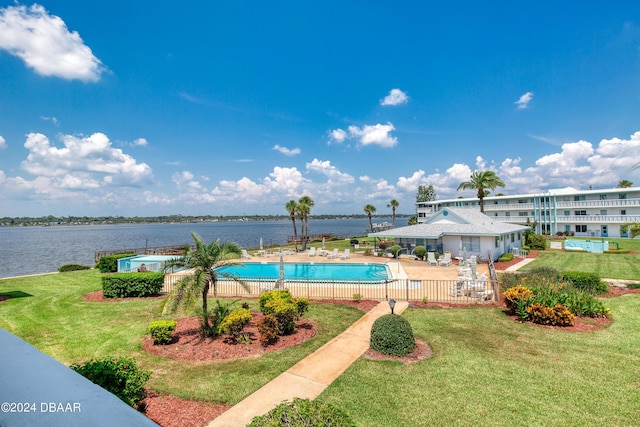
(2, 1, 640, 217)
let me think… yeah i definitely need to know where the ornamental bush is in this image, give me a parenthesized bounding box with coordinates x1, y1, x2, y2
(259, 289, 292, 313)
(257, 314, 278, 346)
(497, 253, 514, 262)
(389, 245, 402, 258)
(248, 398, 355, 427)
(95, 253, 136, 273)
(264, 297, 298, 335)
(370, 314, 416, 356)
(413, 245, 426, 260)
(147, 319, 177, 345)
(293, 297, 309, 318)
(71, 356, 150, 409)
(102, 272, 164, 298)
(527, 303, 575, 326)
(58, 264, 91, 272)
(527, 234, 547, 250)
(219, 308, 252, 343)
(503, 285, 534, 315)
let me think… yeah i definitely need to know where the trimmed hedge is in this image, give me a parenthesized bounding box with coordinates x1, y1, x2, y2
(147, 319, 176, 345)
(561, 271, 608, 295)
(370, 314, 416, 356)
(248, 398, 355, 427)
(58, 264, 91, 272)
(95, 253, 136, 273)
(413, 245, 426, 260)
(527, 234, 547, 250)
(102, 272, 164, 298)
(497, 253, 514, 262)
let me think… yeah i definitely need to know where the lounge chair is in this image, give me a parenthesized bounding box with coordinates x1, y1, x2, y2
(340, 248, 351, 260)
(327, 248, 339, 259)
(308, 247, 316, 257)
(241, 249, 252, 259)
(438, 252, 452, 267)
(427, 252, 438, 266)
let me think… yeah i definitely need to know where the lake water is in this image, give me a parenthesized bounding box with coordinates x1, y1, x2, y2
(0, 218, 401, 279)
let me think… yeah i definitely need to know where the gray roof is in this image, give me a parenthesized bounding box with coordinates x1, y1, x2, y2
(369, 207, 530, 239)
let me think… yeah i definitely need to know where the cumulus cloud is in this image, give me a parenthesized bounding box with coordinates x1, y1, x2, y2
(40, 116, 59, 125)
(273, 144, 301, 156)
(306, 159, 354, 183)
(0, 4, 106, 81)
(133, 138, 148, 147)
(515, 91, 534, 110)
(20, 132, 152, 189)
(0, 135, 6, 150)
(328, 129, 347, 144)
(348, 123, 398, 148)
(380, 88, 409, 106)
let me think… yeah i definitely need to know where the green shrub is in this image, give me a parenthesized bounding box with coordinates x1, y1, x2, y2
(497, 253, 514, 262)
(147, 319, 177, 345)
(101, 272, 164, 298)
(389, 245, 402, 258)
(561, 271, 608, 294)
(95, 253, 136, 273)
(219, 308, 252, 343)
(604, 249, 630, 254)
(257, 314, 278, 346)
(352, 293, 363, 302)
(71, 356, 150, 409)
(58, 264, 91, 272)
(413, 245, 426, 260)
(248, 398, 355, 427)
(628, 283, 640, 289)
(370, 314, 416, 356)
(293, 297, 309, 318)
(503, 286, 534, 314)
(527, 234, 547, 250)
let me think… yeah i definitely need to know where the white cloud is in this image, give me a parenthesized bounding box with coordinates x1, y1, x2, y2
(306, 159, 354, 183)
(273, 144, 301, 156)
(328, 129, 347, 144)
(347, 123, 398, 148)
(133, 138, 148, 147)
(515, 91, 534, 110)
(0, 135, 6, 150)
(396, 170, 426, 192)
(0, 4, 106, 81)
(40, 116, 59, 125)
(380, 88, 409, 106)
(20, 132, 152, 188)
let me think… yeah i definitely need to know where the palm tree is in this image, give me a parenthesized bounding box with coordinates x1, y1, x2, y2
(298, 195, 315, 243)
(296, 202, 310, 250)
(387, 199, 399, 227)
(162, 232, 248, 337)
(457, 170, 505, 213)
(363, 204, 377, 232)
(618, 180, 633, 188)
(285, 199, 299, 251)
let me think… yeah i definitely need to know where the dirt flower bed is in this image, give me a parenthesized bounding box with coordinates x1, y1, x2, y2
(142, 391, 230, 427)
(362, 339, 432, 363)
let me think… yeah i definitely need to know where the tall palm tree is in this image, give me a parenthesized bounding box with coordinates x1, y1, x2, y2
(162, 232, 248, 336)
(285, 199, 299, 251)
(457, 170, 505, 213)
(618, 179, 633, 188)
(387, 199, 399, 227)
(296, 202, 310, 250)
(298, 195, 315, 242)
(363, 204, 377, 232)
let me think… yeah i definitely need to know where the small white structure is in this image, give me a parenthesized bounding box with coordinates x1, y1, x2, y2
(369, 207, 530, 261)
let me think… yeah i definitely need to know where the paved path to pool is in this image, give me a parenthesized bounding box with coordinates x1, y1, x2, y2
(208, 300, 408, 427)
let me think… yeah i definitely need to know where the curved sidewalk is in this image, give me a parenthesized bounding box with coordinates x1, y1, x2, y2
(209, 300, 408, 427)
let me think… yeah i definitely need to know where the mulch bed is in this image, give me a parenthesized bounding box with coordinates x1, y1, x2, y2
(82, 290, 165, 302)
(362, 339, 432, 363)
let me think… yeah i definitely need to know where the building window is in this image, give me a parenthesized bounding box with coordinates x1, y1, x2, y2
(574, 195, 585, 201)
(511, 233, 515, 242)
(575, 210, 586, 216)
(519, 212, 528, 217)
(517, 199, 528, 204)
(600, 210, 607, 215)
(620, 193, 627, 200)
(564, 211, 570, 216)
(600, 194, 607, 200)
(461, 236, 480, 252)
(495, 237, 500, 248)
(622, 210, 627, 215)
(565, 225, 571, 232)
(575, 225, 587, 233)
(505, 212, 510, 217)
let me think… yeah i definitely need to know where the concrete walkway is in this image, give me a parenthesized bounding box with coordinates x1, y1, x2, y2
(208, 300, 408, 427)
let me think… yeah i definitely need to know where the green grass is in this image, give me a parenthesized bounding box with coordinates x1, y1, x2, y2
(318, 299, 640, 426)
(523, 250, 640, 280)
(0, 269, 363, 404)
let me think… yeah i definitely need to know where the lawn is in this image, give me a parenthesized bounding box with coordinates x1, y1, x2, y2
(318, 298, 640, 426)
(0, 269, 364, 404)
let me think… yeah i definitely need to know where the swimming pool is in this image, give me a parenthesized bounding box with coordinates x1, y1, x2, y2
(117, 255, 179, 272)
(216, 262, 390, 282)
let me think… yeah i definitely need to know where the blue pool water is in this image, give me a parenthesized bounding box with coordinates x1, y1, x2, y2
(217, 262, 390, 282)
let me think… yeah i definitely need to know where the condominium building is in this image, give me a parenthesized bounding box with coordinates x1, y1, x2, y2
(416, 186, 640, 238)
